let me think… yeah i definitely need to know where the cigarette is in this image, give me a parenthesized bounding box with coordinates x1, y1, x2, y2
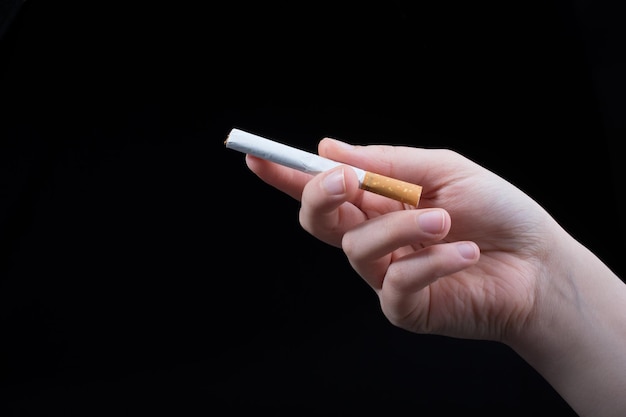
(225, 128, 423, 207)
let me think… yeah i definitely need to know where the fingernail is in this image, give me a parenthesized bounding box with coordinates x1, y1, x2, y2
(323, 168, 346, 195)
(456, 242, 477, 260)
(417, 210, 445, 234)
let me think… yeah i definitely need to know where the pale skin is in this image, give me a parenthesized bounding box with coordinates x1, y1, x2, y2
(244, 137, 626, 417)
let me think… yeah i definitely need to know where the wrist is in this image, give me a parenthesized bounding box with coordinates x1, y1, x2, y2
(506, 226, 626, 416)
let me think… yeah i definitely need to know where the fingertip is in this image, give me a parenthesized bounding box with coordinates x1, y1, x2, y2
(321, 166, 346, 195)
(318, 165, 360, 198)
(456, 241, 480, 261)
(318, 137, 355, 159)
(244, 153, 263, 170)
(323, 137, 355, 150)
(417, 209, 449, 235)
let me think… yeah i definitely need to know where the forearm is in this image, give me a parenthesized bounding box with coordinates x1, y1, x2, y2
(508, 230, 626, 417)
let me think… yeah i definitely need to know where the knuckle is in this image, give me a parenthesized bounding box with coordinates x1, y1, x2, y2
(341, 231, 358, 259)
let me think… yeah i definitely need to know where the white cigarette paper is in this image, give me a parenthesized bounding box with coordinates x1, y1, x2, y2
(225, 128, 422, 206)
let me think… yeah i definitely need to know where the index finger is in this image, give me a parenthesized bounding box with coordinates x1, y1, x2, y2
(244, 154, 312, 202)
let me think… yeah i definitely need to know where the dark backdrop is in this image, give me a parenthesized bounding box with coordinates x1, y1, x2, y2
(1, 1, 624, 415)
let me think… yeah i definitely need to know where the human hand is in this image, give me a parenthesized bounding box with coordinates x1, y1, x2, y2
(245, 137, 561, 343)
(244, 134, 626, 416)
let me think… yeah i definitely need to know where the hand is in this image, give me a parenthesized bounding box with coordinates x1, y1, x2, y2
(245, 137, 559, 343)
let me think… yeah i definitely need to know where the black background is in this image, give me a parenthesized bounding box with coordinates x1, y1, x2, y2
(1, 1, 624, 415)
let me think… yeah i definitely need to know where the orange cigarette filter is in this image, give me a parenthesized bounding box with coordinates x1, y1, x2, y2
(361, 172, 422, 206)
